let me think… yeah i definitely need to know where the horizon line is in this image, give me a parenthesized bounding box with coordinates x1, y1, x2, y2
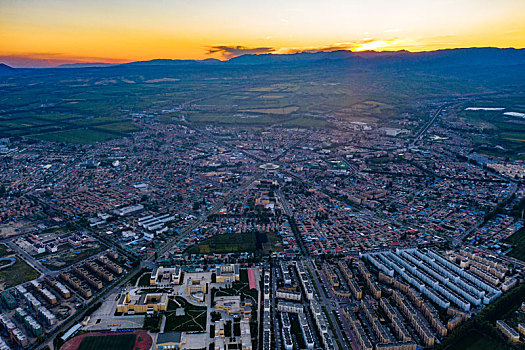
(1, 46, 524, 69)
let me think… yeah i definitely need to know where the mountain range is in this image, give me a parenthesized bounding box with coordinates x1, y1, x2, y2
(1, 48, 525, 76)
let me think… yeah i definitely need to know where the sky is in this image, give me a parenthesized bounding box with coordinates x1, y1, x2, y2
(1, 0, 525, 67)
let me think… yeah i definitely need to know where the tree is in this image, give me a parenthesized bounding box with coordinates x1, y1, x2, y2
(211, 311, 222, 322)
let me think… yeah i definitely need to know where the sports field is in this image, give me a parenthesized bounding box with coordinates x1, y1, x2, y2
(78, 334, 136, 350)
(61, 330, 152, 350)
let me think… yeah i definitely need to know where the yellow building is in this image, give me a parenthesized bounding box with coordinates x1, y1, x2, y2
(185, 277, 207, 295)
(214, 320, 225, 337)
(117, 290, 168, 314)
(150, 267, 182, 285)
(216, 264, 240, 283)
(215, 296, 252, 320)
(156, 332, 182, 349)
(497, 320, 519, 342)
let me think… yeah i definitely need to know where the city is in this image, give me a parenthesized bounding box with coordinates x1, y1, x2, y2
(1, 0, 525, 348)
(0, 80, 524, 349)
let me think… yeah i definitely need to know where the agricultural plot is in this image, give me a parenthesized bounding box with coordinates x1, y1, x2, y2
(186, 113, 278, 125)
(93, 122, 140, 133)
(33, 128, 119, 144)
(0, 107, 140, 143)
(2, 58, 523, 144)
(239, 106, 299, 115)
(461, 103, 525, 159)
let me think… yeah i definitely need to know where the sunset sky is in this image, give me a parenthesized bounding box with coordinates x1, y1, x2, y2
(1, 0, 525, 67)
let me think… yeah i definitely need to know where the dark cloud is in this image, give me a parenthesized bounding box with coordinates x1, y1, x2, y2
(208, 39, 387, 58)
(284, 39, 380, 54)
(288, 45, 354, 54)
(206, 45, 275, 59)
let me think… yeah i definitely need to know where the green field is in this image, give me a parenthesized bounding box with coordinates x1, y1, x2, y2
(78, 334, 137, 350)
(1, 54, 524, 144)
(33, 128, 119, 144)
(0, 108, 141, 143)
(186, 232, 257, 254)
(446, 330, 509, 350)
(0, 63, 434, 141)
(213, 280, 258, 304)
(0, 256, 40, 288)
(137, 272, 151, 287)
(94, 122, 141, 133)
(186, 113, 278, 125)
(164, 297, 207, 332)
(461, 98, 525, 159)
(504, 227, 525, 261)
(281, 116, 331, 128)
(143, 314, 161, 332)
(73, 116, 124, 126)
(0, 244, 11, 258)
(439, 284, 525, 350)
(185, 230, 282, 255)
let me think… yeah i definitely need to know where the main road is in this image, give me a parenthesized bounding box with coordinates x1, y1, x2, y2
(410, 104, 448, 147)
(152, 171, 262, 260)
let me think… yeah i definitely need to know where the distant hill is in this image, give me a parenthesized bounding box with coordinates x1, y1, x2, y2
(112, 48, 525, 72)
(0, 63, 16, 75)
(226, 50, 361, 65)
(121, 58, 221, 67)
(4, 48, 525, 81)
(8, 48, 525, 72)
(226, 47, 525, 69)
(55, 62, 116, 68)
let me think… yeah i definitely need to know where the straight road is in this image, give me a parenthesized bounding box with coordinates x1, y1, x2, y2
(306, 261, 346, 349)
(3, 238, 54, 277)
(410, 104, 447, 147)
(153, 171, 261, 260)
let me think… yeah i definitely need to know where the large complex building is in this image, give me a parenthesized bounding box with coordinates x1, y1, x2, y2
(155, 331, 183, 350)
(215, 296, 253, 319)
(117, 290, 168, 314)
(150, 266, 182, 285)
(364, 248, 502, 312)
(216, 264, 240, 283)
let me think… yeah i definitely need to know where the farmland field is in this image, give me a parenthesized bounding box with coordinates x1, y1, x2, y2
(239, 106, 299, 115)
(33, 128, 120, 144)
(2, 53, 525, 148)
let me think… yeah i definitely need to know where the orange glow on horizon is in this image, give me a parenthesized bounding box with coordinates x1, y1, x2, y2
(1, 0, 524, 67)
